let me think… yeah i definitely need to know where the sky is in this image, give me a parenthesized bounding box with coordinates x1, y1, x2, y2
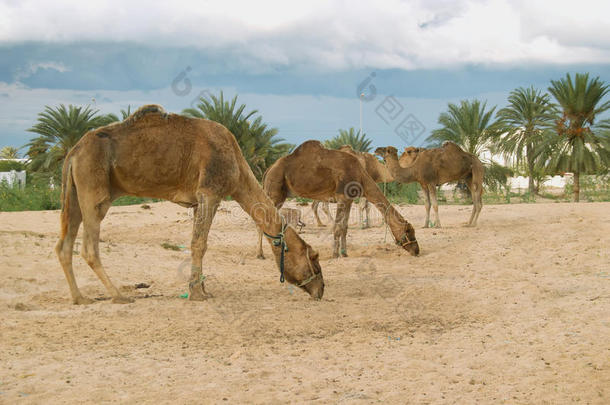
(1, 0, 610, 152)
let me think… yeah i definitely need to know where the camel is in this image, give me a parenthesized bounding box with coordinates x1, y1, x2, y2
(256, 207, 305, 259)
(311, 145, 394, 228)
(55, 105, 324, 305)
(257, 140, 419, 258)
(375, 141, 484, 228)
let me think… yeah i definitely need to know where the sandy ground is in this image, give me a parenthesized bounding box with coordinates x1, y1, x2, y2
(0, 200, 608, 404)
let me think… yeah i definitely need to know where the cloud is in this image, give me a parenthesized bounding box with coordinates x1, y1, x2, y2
(14, 61, 69, 82)
(1, 0, 610, 71)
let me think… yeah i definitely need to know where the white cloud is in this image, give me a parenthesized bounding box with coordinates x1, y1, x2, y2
(14, 61, 70, 82)
(1, 0, 610, 70)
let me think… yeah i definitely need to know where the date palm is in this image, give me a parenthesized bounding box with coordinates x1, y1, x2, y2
(183, 91, 291, 179)
(428, 99, 502, 155)
(25, 104, 110, 180)
(0, 146, 20, 159)
(104, 105, 133, 123)
(428, 99, 507, 189)
(324, 128, 372, 152)
(496, 87, 555, 195)
(544, 73, 610, 201)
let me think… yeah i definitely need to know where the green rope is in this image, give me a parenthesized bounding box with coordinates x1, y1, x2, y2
(263, 219, 288, 283)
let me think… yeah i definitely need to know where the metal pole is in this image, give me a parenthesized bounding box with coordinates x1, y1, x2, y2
(360, 93, 364, 136)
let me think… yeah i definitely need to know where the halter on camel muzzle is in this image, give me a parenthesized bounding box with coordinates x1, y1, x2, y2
(263, 218, 321, 287)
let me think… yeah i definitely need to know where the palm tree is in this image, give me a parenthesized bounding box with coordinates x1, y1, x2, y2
(427, 99, 501, 155)
(24, 104, 109, 181)
(0, 146, 20, 159)
(495, 87, 555, 195)
(324, 128, 372, 152)
(428, 99, 508, 189)
(104, 105, 133, 123)
(544, 73, 610, 201)
(183, 92, 292, 179)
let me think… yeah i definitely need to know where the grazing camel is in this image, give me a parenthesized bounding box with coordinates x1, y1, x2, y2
(311, 145, 394, 228)
(55, 105, 324, 304)
(256, 207, 305, 259)
(375, 141, 484, 228)
(257, 140, 419, 258)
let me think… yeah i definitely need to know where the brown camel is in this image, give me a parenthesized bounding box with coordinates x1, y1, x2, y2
(311, 145, 394, 228)
(376, 141, 484, 228)
(257, 140, 419, 258)
(55, 105, 324, 304)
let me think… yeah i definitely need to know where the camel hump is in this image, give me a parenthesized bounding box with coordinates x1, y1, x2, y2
(292, 140, 325, 155)
(124, 104, 168, 124)
(338, 144, 355, 152)
(441, 141, 462, 150)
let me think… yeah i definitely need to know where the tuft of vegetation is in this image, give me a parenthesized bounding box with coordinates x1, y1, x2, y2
(0, 181, 61, 211)
(112, 196, 161, 206)
(0, 160, 27, 172)
(161, 242, 183, 251)
(384, 182, 420, 204)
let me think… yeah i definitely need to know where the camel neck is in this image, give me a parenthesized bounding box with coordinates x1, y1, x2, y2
(232, 172, 283, 237)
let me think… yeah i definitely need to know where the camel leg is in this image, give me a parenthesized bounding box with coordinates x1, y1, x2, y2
(256, 227, 265, 259)
(189, 193, 221, 300)
(472, 186, 483, 226)
(80, 199, 132, 304)
(429, 185, 441, 228)
(465, 177, 483, 227)
(322, 201, 333, 225)
(189, 193, 221, 301)
(312, 200, 325, 227)
(361, 199, 370, 229)
(55, 188, 92, 305)
(422, 185, 431, 228)
(333, 200, 352, 258)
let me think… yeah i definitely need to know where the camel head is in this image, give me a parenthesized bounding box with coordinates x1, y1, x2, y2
(374, 146, 398, 161)
(281, 227, 324, 299)
(399, 147, 422, 167)
(399, 221, 419, 256)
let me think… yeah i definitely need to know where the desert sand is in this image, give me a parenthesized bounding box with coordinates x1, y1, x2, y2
(0, 201, 608, 404)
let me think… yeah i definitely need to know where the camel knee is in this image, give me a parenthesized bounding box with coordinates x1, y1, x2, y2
(80, 246, 98, 267)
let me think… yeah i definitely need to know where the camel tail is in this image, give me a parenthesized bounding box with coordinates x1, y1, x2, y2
(59, 159, 75, 239)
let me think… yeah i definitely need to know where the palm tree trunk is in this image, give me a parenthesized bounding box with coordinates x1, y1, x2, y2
(573, 172, 580, 202)
(526, 144, 535, 196)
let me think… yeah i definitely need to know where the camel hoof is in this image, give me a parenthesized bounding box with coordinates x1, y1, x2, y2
(316, 224, 326, 228)
(188, 291, 211, 301)
(341, 252, 348, 257)
(73, 296, 95, 305)
(256, 254, 265, 260)
(112, 295, 134, 304)
(434, 224, 442, 229)
(188, 281, 211, 301)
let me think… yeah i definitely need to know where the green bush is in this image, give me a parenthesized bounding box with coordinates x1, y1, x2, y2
(0, 182, 61, 211)
(0, 160, 26, 172)
(384, 182, 420, 204)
